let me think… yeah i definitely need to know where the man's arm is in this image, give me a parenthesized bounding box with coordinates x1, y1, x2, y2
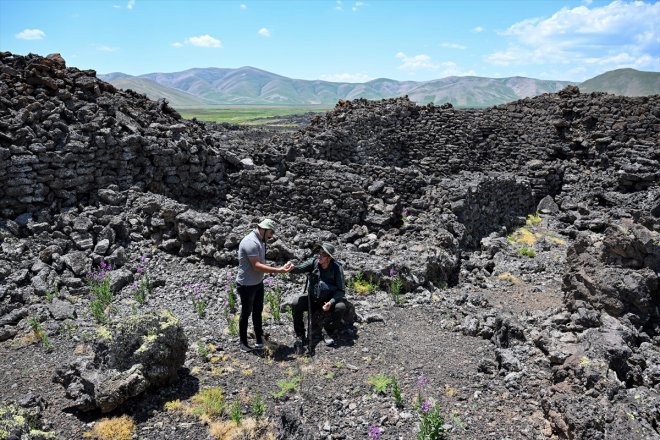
(328, 265, 346, 304)
(248, 256, 292, 274)
(289, 258, 315, 275)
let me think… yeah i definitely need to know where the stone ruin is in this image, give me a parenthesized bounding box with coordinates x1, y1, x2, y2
(0, 51, 659, 438)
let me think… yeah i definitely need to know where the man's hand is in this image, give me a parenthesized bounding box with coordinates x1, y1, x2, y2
(282, 261, 294, 272)
(322, 301, 332, 312)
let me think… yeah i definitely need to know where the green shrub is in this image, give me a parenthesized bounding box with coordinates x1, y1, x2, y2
(389, 277, 405, 305)
(417, 400, 446, 440)
(191, 387, 225, 419)
(517, 247, 536, 257)
(392, 376, 404, 408)
(368, 373, 393, 394)
(271, 374, 301, 399)
(526, 212, 542, 226)
(230, 399, 242, 425)
(251, 393, 265, 420)
(352, 272, 378, 295)
(266, 284, 283, 322)
(86, 262, 113, 323)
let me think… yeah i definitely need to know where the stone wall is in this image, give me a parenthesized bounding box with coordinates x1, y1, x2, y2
(0, 52, 228, 217)
(286, 90, 659, 202)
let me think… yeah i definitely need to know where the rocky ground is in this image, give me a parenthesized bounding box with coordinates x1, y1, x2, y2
(1, 207, 657, 440)
(0, 52, 659, 440)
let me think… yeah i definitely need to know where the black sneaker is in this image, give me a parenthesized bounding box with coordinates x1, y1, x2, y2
(254, 339, 265, 350)
(324, 336, 336, 346)
(239, 342, 252, 353)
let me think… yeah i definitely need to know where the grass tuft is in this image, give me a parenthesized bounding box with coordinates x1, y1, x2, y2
(351, 272, 378, 295)
(84, 415, 136, 440)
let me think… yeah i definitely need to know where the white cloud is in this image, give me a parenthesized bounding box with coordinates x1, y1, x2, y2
(172, 42, 184, 48)
(113, 5, 121, 9)
(319, 72, 374, 83)
(487, 0, 660, 73)
(335, 1, 342, 11)
(396, 52, 439, 71)
(15, 29, 45, 40)
(127, 0, 135, 10)
(438, 61, 476, 77)
(96, 45, 119, 52)
(473, 26, 484, 33)
(441, 42, 467, 50)
(352, 1, 364, 12)
(240, 4, 247, 9)
(186, 35, 222, 48)
(258, 27, 271, 38)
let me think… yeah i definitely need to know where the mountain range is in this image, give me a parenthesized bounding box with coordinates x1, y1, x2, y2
(99, 67, 660, 108)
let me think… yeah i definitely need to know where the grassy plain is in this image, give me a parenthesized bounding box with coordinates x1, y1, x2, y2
(178, 106, 330, 125)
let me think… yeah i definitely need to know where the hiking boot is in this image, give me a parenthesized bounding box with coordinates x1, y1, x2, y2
(293, 338, 306, 354)
(323, 335, 336, 346)
(239, 342, 252, 353)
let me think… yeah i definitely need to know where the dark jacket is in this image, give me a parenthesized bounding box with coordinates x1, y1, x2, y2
(291, 257, 345, 304)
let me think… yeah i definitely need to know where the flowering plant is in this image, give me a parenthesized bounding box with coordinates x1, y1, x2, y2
(368, 424, 382, 439)
(189, 283, 207, 318)
(86, 259, 113, 323)
(132, 254, 152, 304)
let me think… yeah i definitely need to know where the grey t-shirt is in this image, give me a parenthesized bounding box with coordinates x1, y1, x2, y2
(236, 230, 265, 286)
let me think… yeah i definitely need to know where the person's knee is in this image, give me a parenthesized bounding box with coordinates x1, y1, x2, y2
(334, 302, 347, 313)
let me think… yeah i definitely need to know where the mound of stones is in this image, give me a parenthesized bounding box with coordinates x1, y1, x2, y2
(539, 221, 660, 438)
(53, 310, 187, 412)
(0, 51, 230, 218)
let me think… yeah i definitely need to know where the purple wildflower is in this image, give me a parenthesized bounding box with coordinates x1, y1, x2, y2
(416, 375, 428, 389)
(389, 267, 397, 277)
(264, 277, 274, 287)
(403, 207, 410, 216)
(421, 400, 432, 413)
(224, 285, 231, 292)
(99, 260, 113, 272)
(136, 265, 145, 275)
(368, 424, 382, 439)
(140, 254, 148, 264)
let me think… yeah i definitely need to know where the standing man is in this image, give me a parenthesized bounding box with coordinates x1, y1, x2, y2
(290, 242, 347, 350)
(236, 219, 292, 352)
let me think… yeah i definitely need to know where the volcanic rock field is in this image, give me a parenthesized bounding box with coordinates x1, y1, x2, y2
(0, 52, 659, 439)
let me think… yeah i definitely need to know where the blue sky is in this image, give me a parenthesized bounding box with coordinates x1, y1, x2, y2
(1, 0, 658, 82)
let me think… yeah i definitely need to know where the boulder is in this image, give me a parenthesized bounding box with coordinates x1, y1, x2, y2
(563, 221, 660, 330)
(53, 310, 187, 412)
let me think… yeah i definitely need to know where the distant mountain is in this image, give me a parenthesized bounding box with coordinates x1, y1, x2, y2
(104, 74, 211, 106)
(579, 68, 660, 96)
(99, 67, 659, 108)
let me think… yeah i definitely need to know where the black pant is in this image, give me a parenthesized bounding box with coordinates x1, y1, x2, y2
(237, 282, 264, 345)
(292, 295, 346, 338)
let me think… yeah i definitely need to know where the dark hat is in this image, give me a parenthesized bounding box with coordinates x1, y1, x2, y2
(320, 242, 336, 259)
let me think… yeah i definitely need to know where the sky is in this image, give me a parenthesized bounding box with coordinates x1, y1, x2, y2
(1, 0, 658, 82)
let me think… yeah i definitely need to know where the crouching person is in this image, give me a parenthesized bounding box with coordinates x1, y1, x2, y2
(290, 242, 346, 351)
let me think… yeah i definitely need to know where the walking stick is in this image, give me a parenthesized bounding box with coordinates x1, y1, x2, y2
(306, 274, 312, 355)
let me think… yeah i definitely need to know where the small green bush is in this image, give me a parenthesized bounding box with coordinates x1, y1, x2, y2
(271, 374, 301, 399)
(251, 393, 265, 420)
(517, 247, 536, 257)
(352, 272, 378, 295)
(368, 373, 393, 394)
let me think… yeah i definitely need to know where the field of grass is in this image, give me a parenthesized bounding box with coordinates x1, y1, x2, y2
(178, 106, 330, 125)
